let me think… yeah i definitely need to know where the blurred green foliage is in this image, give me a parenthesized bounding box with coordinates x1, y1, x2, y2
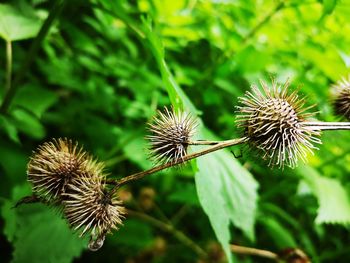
(1, 0, 350, 262)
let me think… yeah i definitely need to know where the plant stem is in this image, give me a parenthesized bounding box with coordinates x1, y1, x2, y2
(242, 0, 285, 44)
(188, 140, 221, 145)
(0, 0, 66, 113)
(5, 40, 12, 92)
(127, 209, 208, 258)
(108, 137, 248, 195)
(304, 121, 350, 130)
(230, 244, 278, 261)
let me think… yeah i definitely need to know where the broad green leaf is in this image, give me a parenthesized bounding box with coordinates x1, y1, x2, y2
(0, 115, 20, 143)
(11, 108, 46, 139)
(1, 184, 31, 242)
(297, 165, 350, 225)
(168, 183, 200, 207)
(195, 139, 258, 261)
(300, 45, 347, 81)
(13, 85, 58, 118)
(0, 4, 42, 41)
(197, 128, 258, 241)
(0, 141, 28, 183)
(259, 217, 297, 249)
(122, 132, 152, 170)
(142, 16, 191, 113)
(1, 184, 86, 263)
(322, 0, 337, 16)
(142, 17, 259, 262)
(111, 219, 154, 249)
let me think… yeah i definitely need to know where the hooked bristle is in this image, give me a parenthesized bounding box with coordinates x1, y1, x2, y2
(331, 76, 350, 120)
(27, 138, 88, 202)
(146, 107, 197, 165)
(63, 169, 125, 251)
(236, 79, 321, 168)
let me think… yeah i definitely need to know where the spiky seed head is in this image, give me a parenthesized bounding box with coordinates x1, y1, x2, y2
(236, 79, 321, 168)
(63, 165, 125, 251)
(27, 138, 87, 202)
(331, 76, 350, 120)
(146, 107, 197, 164)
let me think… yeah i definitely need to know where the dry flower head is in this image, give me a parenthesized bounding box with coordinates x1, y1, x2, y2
(236, 79, 321, 168)
(146, 107, 197, 165)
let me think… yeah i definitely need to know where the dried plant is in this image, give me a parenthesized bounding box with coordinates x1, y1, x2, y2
(146, 107, 197, 165)
(236, 79, 321, 168)
(27, 138, 87, 202)
(63, 160, 125, 251)
(21, 78, 350, 253)
(331, 75, 350, 120)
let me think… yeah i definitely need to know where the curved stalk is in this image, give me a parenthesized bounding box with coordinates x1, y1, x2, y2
(188, 140, 221, 145)
(0, 0, 65, 113)
(108, 137, 249, 196)
(127, 209, 208, 258)
(230, 244, 278, 261)
(5, 41, 12, 92)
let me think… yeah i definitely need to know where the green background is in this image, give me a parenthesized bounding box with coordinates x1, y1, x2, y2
(1, 0, 350, 262)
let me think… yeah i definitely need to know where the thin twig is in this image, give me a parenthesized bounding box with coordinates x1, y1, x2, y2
(0, 0, 66, 113)
(242, 1, 285, 44)
(188, 140, 221, 145)
(5, 40, 12, 92)
(127, 209, 208, 258)
(230, 244, 278, 261)
(304, 121, 350, 130)
(90, 2, 145, 39)
(108, 137, 249, 196)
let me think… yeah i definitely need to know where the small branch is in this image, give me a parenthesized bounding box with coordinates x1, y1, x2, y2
(0, 0, 66, 113)
(127, 209, 208, 259)
(304, 121, 350, 130)
(90, 2, 145, 39)
(230, 244, 278, 261)
(5, 40, 12, 92)
(108, 137, 248, 196)
(13, 194, 44, 208)
(188, 140, 221, 145)
(242, 1, 285, 44)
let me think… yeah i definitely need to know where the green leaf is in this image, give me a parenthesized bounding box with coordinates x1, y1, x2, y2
(142, 16, 195, 113)
(300, 45, 347, 81)
(1, 184, 31, 242)
(0, 115, 20, 143)
(11, 108, 46, 139)
(111, 219, 154, 249)
(0, 141, 28, 183)
(142, 17, 259, 262)
(195, 137, 258, 261)
(196, 128, 258, 241)
(13, 85, 58, 118)
(0, 4, 42, 41)
(1, 185, 86, 263)
(297, 165, 350, 225)
(168, 183, 200, 207)
(322, 0, 337, 16)
(259, 217, 297, 249)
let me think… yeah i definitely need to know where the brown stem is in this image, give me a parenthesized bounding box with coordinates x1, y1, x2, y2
(304, 121, 350, 130)
(188, 140, 221, 145)
(230, 244, 278, 261)
(108, 137, 248, 196)
(13, 194, 45, 208)
(127, 209, 208, 258)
